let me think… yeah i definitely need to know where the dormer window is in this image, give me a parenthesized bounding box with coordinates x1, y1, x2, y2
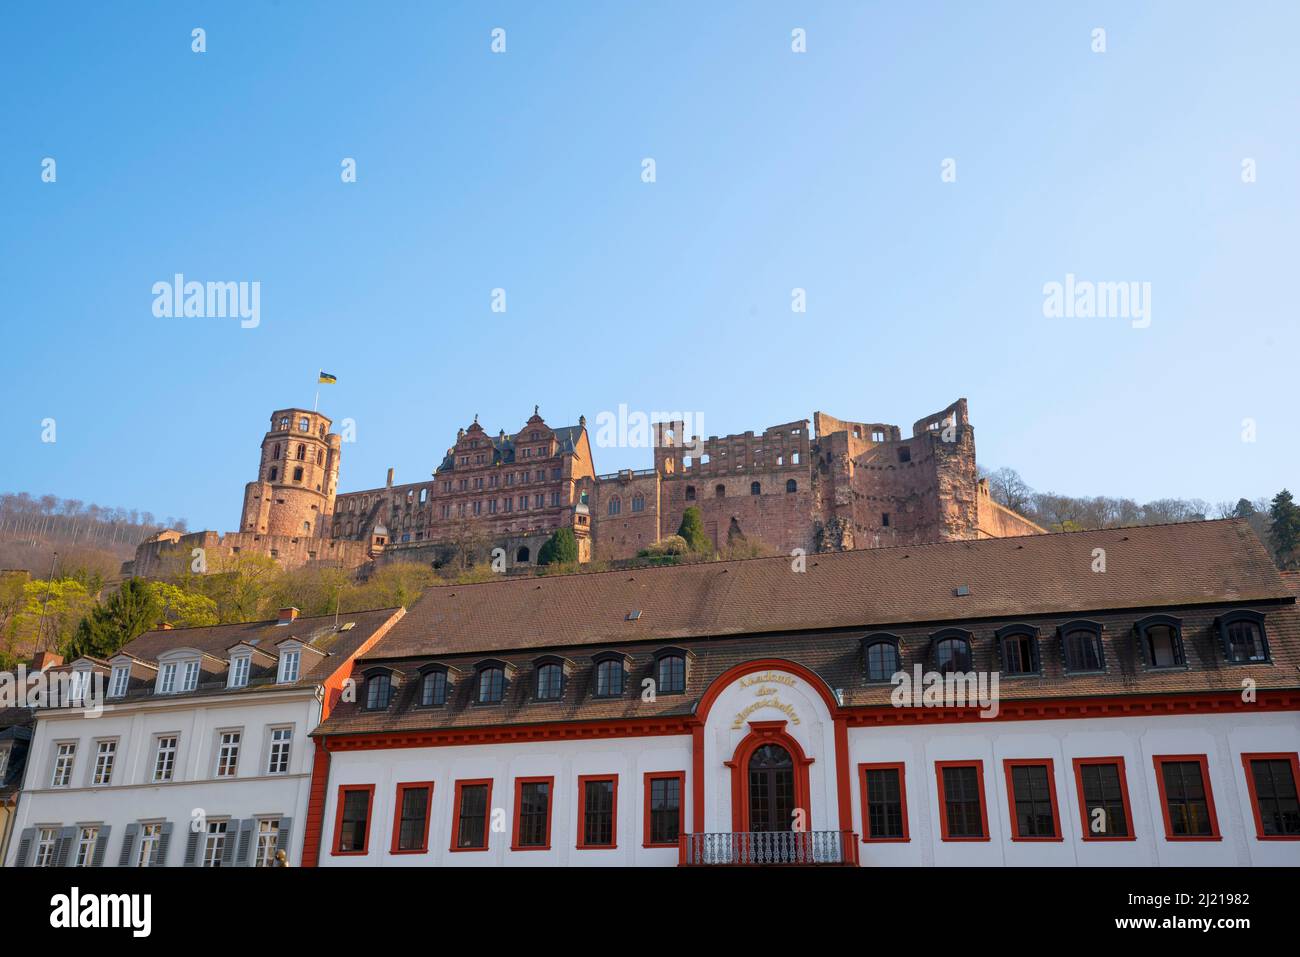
(593, 655, 627, 698)
(420, 669, 448, 706)
(656, 654, 686, 694)
(536, 662, 563, 701)
(68, 668, 92, 702)
(1135, 615, 1185, 669)
(158, 663, 177, 695)
(478, 666, 505, 704)
(181, 660, 200, 692)
(228, 655, 250, 689)
(109, 664, 130, 698)
(1060, 621, 1105, 673)
(931, 630, 972, 675)
(278, 650, 301, 684)
(365, 673, 393, 710)
(995, 624, 1040, 676)
(1217, 610, 1270, 663)
(862, 634, 902, 682)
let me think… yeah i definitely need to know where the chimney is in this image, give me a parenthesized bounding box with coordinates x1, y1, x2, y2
(277, 607, 300, 625)
(386, 468, 394, 489)
(31, 651, 64, 672)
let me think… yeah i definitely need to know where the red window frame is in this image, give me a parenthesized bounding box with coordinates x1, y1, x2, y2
(858, 762, 909, 842)
(1241, 752, 1300, 841)
(1002, 758, 1062, 842)
(1072, 756, 1135, 841)
(934, 760, 989, 842)
(576, 774, 619, 849)
(331, 783, 375, 856)
(389, 781, 434, 854)
(642, 771, 686, 848)
(1152, 754, 1221, 841)
(510, 775, 555, 851)
(449, 778, 494, 853)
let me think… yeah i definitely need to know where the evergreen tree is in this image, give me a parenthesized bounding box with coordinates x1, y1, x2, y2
(64, 577, 161, 660)
(677, 507, 712, 554)
(538, 527, 579, 566)
(1232, 498, 1257, 519)
(1268, 489, 1300, 570)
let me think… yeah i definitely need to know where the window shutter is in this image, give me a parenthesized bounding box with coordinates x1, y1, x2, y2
(276, 818, 293, 866)
(117, 823, 139, 867)
(235, 818, 255, 866)
(184, 824, 202, 867)
(13, 827, 35, 867)
(221, 820, 242, 866)
(54, 826, 77, 867)
(152, 822, 173, 866)
(91, 825, 111, 867)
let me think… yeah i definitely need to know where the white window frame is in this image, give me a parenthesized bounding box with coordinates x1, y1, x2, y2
(137, 822, 162, 867)
(157, 663, 177, 695)
(51, 741, 77, 788)
(181, 660, 200, 692)
(74, 825, 99, 867)
(153, 735, 178, 783)
(91, 739, 117, 786)
(266, 726, 293, 775)
(254, 818, 280, 867)
(35, 827, 59, 867)
(202, 820, 228, 867)
(228, 655, 250, 689)
(215, 730, 242, 778)
(278, 650, 301, 684)
(109, 665, 130, 698)
(0, 745, 9, 779)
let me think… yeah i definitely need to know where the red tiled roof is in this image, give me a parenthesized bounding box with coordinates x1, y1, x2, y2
(372, 520, 1287, 659)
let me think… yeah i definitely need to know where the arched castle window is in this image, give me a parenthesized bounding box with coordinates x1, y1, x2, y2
(516, 546, 530, 563)
(1060, 621, 1105, 673)
(1216, 610, 1270, 663)
(293, 467, 304, 482)
(862, 634, 901, 682)
(1134, 615, 1185, 669)
(279, 416, 289, 430)
(786, 479, 797, 493)
(995, 624, 1039, 675)
(685, 486, 696, 501)
(608, 497, 621, 515)
(931, 629, 972, 675)
(299, 417, 310, 432)
(631, 494, 645, 512)
(750, 482, 761, 496)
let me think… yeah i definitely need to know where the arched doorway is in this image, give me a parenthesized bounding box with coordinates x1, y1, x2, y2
(748, 744, 795, 832)
(516, 546, 530, 563)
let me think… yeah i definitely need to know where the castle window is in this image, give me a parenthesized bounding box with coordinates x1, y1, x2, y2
(279, 416, 289, 430)
(303, 521, 311, 534)
(478, 667, 505, 704)
(272, 443, 280, 459)
(297, 444, 306, 460)
(319, 425, 326, 437)
(269, 467, 278, 481)
(1135, 615, 1185, 669)
(594, 658, 625, 698)
(898, 447, 911, 463)
(863, 635, 901, 682)
(365, 673, 392, 710)
(791, 452, 800, 465)
(715, 485, 725, 498)
(317, 450, 323, 465)
(996, 624, 1039, 675)
(750, 482, 761, 496)
(631, 494, 645, 513)
(293, 467, 303, 482)
(685, 486, 696, 501)
(786, 479, 797, 493)
(1216, 610, 1270, 663)
(932, 630, 972, 675)
(1060, 621, 1105, 672)
(872, 430, 885, 442)
(882, 512, 890, 527)
(608, 497, 621, 516)
(299, 417, 309, 432)
(516, 546, 529, 563)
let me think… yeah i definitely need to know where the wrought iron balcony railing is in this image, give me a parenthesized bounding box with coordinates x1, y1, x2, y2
(679, 831, 859, 866)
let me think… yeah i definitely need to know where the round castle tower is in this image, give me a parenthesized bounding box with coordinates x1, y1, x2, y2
(239, 408, 341, 539)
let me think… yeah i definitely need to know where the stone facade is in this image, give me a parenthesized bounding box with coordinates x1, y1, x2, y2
(126, 397, 1042, 577)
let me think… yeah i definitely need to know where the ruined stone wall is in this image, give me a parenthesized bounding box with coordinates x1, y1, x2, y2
(125, 529, 371, 578)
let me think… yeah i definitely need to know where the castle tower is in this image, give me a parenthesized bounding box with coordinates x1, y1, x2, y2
(239, 408, 342, 539)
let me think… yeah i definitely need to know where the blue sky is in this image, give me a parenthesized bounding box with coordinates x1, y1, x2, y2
(2, 1, 1296, 530)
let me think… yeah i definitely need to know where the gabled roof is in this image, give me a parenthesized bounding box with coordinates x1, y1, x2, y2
(436, 423, 584, 473)
(370, 520, 1290, 659)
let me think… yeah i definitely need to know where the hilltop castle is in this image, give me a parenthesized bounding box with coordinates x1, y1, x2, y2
(124, 397, 1043, 578)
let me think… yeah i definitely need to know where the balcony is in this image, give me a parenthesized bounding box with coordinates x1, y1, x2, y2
(679, 831, 859, 866)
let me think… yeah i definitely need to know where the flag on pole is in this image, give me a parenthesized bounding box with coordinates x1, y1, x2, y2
(318, 371, 337, 384)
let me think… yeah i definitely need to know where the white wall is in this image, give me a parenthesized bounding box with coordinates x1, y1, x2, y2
(7, 690, 322, 866)
(321, 735, 692, 867)
(847, 711, 1300, 867)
